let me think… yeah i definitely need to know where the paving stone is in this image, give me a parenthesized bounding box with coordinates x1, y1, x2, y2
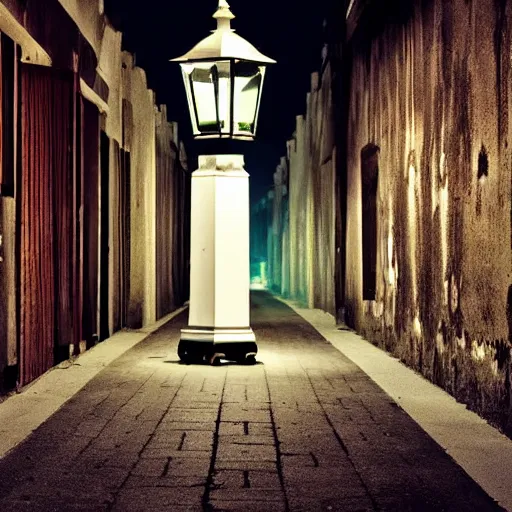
(181, 430, 214, 451)
(248, 423, 274, 436)
(220, 434, 274, 446)
(131, 457, 169, 477)
(146, 430, 184, 450)
(163, 408, 218, 423)
(159, 457, 211, 477)
(102, 450, 141, 469)
(279, 439, 346, 456)
(223, 385, 248, 402)
(68, 467, 129, 490)
(112, 487, 203, 511)
(73, 416, 109, 438)
(155, 421, 216, 432)
(221, 406, 271, 423)
(175, 392, 221, 403)
(247, 470, 281, 489)
(0, 498, 110, 511)
(287, 496, 375, 512)
(216, 443, 276, 462)
(213, 470, 245, 489)
(209, 488, 283, 502)
(124, 475, 206, 488)
(214, 460, 278, 471)
(171, 400, 220, 409)
(209, 499, 286, 511)
(223, 401, 270, 410)
(218, 422, 245, 436)
(247, 387, 270, 402)
(140, 448, 211, 459)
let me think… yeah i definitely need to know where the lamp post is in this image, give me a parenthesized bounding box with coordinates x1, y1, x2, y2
(171, 0, 275, 365)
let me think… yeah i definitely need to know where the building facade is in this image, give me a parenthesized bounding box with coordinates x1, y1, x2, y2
(0, 0, 189, 391)
(257, 0, 512, 438)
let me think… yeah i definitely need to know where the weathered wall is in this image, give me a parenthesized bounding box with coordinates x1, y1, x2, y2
(345, 0, 512, 435)
(287, 115, 310, 305)
(308, 65, 336, 314)
(282, 65, 336, 313)
(269, 157, 288, 294)
(250, 194, 272, 288)
(57, 0, 103, 55)
(0, 197, 16, 386)
(0, 0, 188, 391)
(252, 61, 336, 313)
(60, 0, 179, 330)
(155, 108, 182, 319)
(122, 52, 158, 327)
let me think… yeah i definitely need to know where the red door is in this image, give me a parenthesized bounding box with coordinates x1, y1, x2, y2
(20, 64, 74, 385)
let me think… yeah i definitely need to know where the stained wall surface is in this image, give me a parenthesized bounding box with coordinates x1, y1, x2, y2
(344, 0, 512, 435)
(122, 53, 158, 328)
(280, 64, 336, 314)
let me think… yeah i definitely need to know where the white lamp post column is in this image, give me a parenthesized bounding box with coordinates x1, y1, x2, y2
(171, 0, 275, 364)
(179, 155, 256, 363)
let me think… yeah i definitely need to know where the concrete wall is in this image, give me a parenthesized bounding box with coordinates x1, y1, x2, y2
(252, 61, 336, 313)
(287, 115, 310, 306)
(155, 107, 182, 319)
(277, 64, 336, 313)
(269, 157, 288, 295)
(250, 194, 272, 288)
(344, 0, 512, 435)
(122, 53, 158, 327)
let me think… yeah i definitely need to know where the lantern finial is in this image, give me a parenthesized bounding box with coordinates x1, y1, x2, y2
(213, 0, 235, 31)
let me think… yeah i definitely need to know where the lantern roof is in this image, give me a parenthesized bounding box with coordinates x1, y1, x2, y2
(170, 0, 276, 65)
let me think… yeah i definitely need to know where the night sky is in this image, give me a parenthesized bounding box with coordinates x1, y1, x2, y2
(105, 0, 329, 200)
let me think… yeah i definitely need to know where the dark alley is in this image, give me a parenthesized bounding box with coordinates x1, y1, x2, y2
(1, 0, 512, 510)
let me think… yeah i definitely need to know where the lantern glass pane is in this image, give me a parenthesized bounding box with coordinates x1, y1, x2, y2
(190, 63, 217, 132)
(233, 62, 263, 134)
(216, 61, 231, 135)
(180, 64, 199, 135)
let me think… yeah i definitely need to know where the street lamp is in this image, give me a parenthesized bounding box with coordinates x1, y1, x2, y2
(171, 0, 275, 365)
(171, 0, 275, 140)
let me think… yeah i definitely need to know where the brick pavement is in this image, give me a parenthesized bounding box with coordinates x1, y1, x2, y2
(0, 291, 505, 511)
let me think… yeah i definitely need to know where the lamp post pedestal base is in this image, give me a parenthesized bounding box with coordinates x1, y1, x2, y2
(179, 155, 256, 365)
(178, 328, 257, 365)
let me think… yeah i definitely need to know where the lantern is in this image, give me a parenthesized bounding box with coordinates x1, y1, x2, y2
(171, 0, 276, 140)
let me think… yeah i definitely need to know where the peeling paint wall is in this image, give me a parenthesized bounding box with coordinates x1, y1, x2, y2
(344, 0, 512, 436)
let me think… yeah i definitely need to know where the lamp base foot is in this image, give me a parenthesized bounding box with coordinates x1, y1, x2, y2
(177, 339, 258, 365)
